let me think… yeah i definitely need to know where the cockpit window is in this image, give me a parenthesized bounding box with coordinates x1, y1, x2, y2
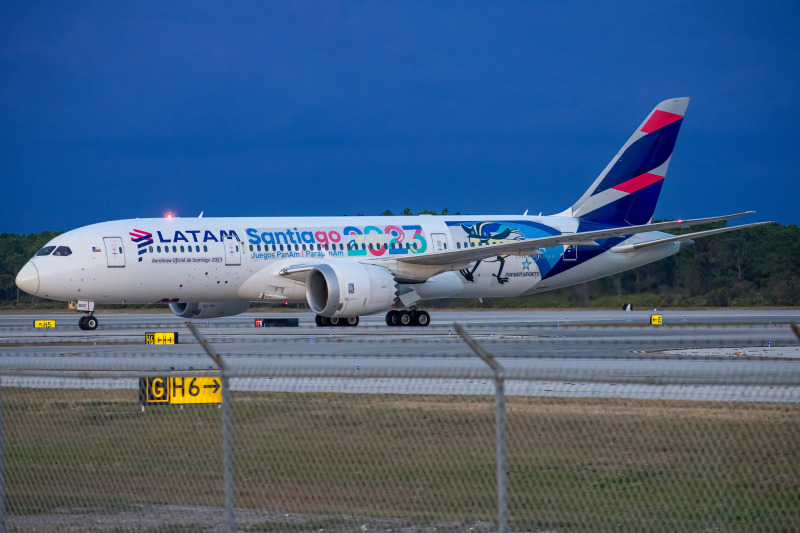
(53, 246, 72, 256)
(36, 246, 56, 256)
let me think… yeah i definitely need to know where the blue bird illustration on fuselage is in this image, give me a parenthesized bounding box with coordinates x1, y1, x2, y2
(459, 222, 524, 284)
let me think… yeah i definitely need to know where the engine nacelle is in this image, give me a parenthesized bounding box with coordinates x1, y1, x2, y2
(169, 301, 250, 319)
(306, 263, 397, 318)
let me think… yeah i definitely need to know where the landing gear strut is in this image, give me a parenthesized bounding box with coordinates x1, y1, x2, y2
(385, 309, 430, 327)
(78, 315, 98, 330)
(315, 315, 360, 327)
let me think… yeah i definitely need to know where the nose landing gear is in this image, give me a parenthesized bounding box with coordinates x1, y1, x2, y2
(385, 309, 430, 327)
(78, 315, 98, 330)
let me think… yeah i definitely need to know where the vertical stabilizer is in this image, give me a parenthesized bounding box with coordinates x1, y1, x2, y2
(567, 97, 689, 226)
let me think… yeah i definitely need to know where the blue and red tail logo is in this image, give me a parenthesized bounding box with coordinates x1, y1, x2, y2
(130, 229, 153, 262)
(571, 98, 689, 227)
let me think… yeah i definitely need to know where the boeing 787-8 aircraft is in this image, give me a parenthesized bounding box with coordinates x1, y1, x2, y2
(15, 98, 768, 329)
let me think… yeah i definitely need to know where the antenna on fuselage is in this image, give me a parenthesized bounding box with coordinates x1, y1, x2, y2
(523, 209, 528, 216)
(199, 211, 204, 218)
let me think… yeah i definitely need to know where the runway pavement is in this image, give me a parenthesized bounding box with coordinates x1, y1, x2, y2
(1, 309, 799, 401)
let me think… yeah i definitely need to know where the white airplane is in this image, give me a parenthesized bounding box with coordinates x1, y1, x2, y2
(16, 98, 768, 330)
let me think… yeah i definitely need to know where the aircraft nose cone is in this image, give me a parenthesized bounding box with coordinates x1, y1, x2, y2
(16, 261, 39, 296)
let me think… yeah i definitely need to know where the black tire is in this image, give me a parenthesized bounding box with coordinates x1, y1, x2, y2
(398, 311, 412, 326)
(346, 316, 359, 327)
(386, 310, 398, 326)
(415, 311, 430, 327)
(85, 316, 98, 330)
(315, 315, 324, 326)
(329, 317, 340, 326)
(78, 316, 87, 330)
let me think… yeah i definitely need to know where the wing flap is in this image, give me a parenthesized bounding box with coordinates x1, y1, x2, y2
(391, 212, 756, 266)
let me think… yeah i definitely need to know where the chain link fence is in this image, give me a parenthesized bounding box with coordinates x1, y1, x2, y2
(2, 325, 800, 532)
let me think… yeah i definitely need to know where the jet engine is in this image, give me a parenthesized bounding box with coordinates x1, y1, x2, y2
(306, 263, 397, 318)
(169, 301, 250, 319)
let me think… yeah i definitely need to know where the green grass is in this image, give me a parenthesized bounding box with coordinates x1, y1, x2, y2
(4, 388, 800, 531)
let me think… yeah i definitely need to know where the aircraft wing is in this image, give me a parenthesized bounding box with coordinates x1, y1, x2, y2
(608, 221, 773, 253)
(391, 212, 758, 267)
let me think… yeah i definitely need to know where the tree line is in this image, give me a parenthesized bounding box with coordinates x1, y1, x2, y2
(1, 215, 797, 309)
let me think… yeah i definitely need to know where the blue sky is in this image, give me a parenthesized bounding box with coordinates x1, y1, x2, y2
(2, 1, 798, 234)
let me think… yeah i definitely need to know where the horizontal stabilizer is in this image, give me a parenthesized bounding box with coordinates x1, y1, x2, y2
(609, 221, 773, 253)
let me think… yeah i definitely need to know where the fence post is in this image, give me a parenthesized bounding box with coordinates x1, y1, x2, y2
(455, 324, 509, 533)
(186, 322, 235, 533)
(0, 373, 6, 533)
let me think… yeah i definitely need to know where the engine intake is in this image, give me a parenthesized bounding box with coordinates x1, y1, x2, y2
(306, 263, 397, 318)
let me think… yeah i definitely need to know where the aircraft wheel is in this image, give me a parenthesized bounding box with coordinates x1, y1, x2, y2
(398, 311, 412, 326)
(415, 311, 430, 327)
(345, 316, 359, 327)
(78, 316, 87, 330)
(329, 317, 341, 327)
(386, 310, 398, 326)
(85, 316, 98, 330)
(315, 315, 326, 326)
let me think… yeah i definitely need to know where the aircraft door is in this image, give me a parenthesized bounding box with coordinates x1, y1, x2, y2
(104, 237, 125, 267)
(223, 236, 241, 266)
(431, 233, 448, 251)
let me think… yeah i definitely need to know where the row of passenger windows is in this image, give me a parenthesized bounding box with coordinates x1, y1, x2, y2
(148, 245, 209, 253)
(248, 242, 420, 252)
(34, 240, 499, 259)
(36, 246, 72, 256)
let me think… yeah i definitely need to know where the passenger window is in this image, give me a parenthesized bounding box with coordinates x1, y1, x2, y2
(36, 246, 56, 256)
(149, 246, 153, 252)
(457, 242, 461, 249)
(180, 246, 184, 252)
(53, 246, 72, 256)
(173, 246, 177, 252)
(157, 246, 161, 253)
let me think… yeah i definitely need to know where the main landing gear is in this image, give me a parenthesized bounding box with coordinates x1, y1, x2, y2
(385, 309, 430, 327)
(315, 315, 360, 327)
(78, 315, 98, 330)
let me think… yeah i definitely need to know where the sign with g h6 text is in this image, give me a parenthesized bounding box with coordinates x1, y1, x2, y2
(139, 376, 222, 406)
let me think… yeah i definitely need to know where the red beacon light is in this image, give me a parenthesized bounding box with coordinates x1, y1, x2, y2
(165, 213, 174, 220)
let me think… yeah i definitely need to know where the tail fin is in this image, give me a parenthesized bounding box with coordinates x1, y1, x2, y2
(566, 97, 689, 226)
